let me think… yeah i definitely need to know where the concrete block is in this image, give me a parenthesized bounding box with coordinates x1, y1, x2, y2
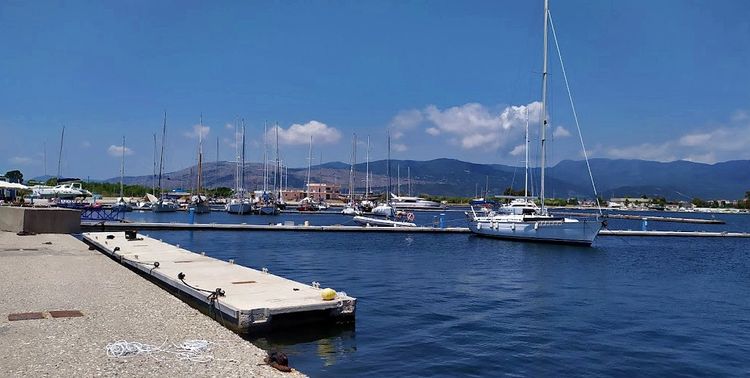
(0, 207, 80, 234)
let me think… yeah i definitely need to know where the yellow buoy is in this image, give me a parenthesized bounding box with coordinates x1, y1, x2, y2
(320, 288, 337, 301)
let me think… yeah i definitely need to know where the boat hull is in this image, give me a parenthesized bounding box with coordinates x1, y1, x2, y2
(226, 202, 253, 215)
(468, 218, 602, 246)
(152, 202, 179, 213)
(188, 202, 211, 214)
(258, 205, 279, 215)
(353, 216, 416, 228)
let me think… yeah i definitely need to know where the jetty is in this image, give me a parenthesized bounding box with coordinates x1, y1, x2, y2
(82, 221, 470, 233)
(0, 231, 293, 377)
(82, 231, 356, 333)
(554, 212, 725, 224)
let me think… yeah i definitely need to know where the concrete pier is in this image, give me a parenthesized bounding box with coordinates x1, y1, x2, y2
(0, 231, 297, 377)
(82, 231, 356, 334)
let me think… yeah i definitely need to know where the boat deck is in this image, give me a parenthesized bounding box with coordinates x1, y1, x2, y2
(82, 231, 356, 333)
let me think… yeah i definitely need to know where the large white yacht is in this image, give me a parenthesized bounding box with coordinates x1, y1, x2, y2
(32, 181, 92, 199)
(389, 194, 444, 210)
(467, 0, 603, 246)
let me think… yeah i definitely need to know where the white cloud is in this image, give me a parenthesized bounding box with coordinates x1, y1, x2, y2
(422, 102, 542, 150)
(596, 110, 750, 163)
(553, 126, 571, 138)
(392, 143, 408, 152)
(509, 144, 525, 156)
(107, 145, 134, 157)
(184, 124, 210, 139)
(225, 123, 235, 130)
(9, 156, 32, 165)
(268, 120, 341, 145)
(389, 109, 423, 140)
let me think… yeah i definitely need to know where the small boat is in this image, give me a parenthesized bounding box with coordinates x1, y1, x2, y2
(390, 194, 444, 210)
(353, 215, 416, 228)
(112, 197, 133, 212)
(152, 112, 178, 213)
(188, 115, 211, 214)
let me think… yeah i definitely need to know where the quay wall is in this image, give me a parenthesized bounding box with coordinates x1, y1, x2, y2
(0, 206, 80, 234)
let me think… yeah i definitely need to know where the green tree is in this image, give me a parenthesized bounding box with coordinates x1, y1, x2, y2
(4, 170, 23, 183)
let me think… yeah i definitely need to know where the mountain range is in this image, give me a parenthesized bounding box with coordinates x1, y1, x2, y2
(105, 158, 750, 201)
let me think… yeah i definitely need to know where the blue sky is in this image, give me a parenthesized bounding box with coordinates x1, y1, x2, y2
(1, 0, 749, 180)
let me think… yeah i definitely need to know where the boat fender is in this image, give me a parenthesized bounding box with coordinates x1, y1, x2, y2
(534, 222, 539, 230)
(511, 224, 515, 231)
(477, 224, 482, 230)
(321, 288, 337, 301)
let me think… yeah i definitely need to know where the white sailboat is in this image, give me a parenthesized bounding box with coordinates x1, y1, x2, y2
(152, 112, 179, 213)
(354, 131, 416, 227)
(342, 133, 361, 216)
(226, 120, 253, 214)
(188, 114, 211, 214)
(112, 136, 133, 212)
(467, 0, 603, 246)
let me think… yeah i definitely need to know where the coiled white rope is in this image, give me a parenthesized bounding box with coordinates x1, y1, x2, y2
(105, 339, 231, 363)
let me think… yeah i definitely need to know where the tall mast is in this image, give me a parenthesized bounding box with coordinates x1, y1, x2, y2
(275, 122, 281, 198)
(43, 141, 47, 177)
(152, 133, 156, 194)
(241, 120, 246, 196)
(120, 136, 125, 198)
(348, 134, 355, 203)
(397, 164, 400, 197)
(263, 121, 268, 193)
(306, 135, 312, 196)
(408, 166, 411, 196)
(353, 134, 357, 200)
(540, 0, 550, 214)
(525, 107, 530, 198)
(386, 131, 391, 203)
(197, 114, 203, 197)
(57, 125, 65, 179)
(365, 136, 370, 196)
(158, 112, 167, 198)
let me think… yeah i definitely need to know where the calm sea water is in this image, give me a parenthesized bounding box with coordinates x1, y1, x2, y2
(125, 209, 750, 377)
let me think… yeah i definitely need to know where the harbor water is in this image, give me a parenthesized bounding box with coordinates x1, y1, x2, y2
(125, 209, 750, 377)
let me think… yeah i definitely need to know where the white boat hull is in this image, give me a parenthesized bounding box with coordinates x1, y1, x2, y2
(152, 201, 179, 213)
(226, 202, 253, 214)
(353, 216, 416, 228)
(468, 217, 602, 246)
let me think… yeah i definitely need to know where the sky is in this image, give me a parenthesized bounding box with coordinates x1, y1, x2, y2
(1, 0, 749, 180)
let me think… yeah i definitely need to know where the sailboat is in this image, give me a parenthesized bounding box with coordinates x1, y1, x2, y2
(188, 115, 211, 214)
(467, 0, 603, 245)
(258, 122, 280, 215)
(152, 112, 179, 213)
(354, 131, 416, 227)
(226, 120, 253, 214)
(112, 136, 133, 212)
(342, 134, 361, 216)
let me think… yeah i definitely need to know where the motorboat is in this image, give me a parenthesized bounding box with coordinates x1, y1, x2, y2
(390, 194, 444, 210)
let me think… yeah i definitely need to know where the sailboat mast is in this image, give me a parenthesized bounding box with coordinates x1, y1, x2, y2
(158, 112, 167, 197)
(408, 167, 411, 196)
(263, 121, 268, 193)
(152, 134, 156, 194)
(386, 131, 391, 203)
(275, 122, 281, 198)
(348, 134, 355, 203)
(397, 165, 400, 197)
(197, 114, 203, 196)
(540, 0, 550, 215)
(120, 136, 125, 198)
(525, 108, 530, 198)
(57, 125, 65, 179)
(365, 136, 370, 196)
(306, 136, 312, 196)
(353, 134, 357, 200)
(241, 120, 246, 196)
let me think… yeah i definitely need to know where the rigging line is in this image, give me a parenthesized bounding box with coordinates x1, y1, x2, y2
(548, 10, 603, 216)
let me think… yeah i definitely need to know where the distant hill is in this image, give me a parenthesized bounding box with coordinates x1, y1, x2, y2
(106, 158, 750, 200)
